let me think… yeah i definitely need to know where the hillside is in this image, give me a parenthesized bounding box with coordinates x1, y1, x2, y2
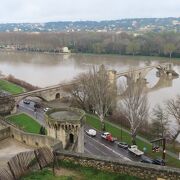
(0, 17, 179, 33)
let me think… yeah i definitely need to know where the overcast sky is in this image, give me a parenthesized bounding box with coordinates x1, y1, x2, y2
(0, 0, 179, 23)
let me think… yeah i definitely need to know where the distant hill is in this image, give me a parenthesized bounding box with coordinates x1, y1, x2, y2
(0, 17, 179, 33)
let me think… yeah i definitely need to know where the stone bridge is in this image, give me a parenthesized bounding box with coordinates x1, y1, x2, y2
(108, 63, 175, 83)
(12, 63, 178, 113)
(12, 84, 70, 113)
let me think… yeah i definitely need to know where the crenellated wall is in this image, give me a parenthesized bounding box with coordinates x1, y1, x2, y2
(45, 107, 85, 153)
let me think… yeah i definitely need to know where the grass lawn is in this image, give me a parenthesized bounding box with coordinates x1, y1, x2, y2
(7, 113, 41, 134)
(86, 114, 180, 168)
(21, 160, 141, 180)
(0, 79, 24, 94)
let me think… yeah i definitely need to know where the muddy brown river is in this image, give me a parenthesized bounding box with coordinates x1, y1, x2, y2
(0, 51, 180, 140)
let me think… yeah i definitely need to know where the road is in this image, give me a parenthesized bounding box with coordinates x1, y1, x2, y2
(18, 100, 143, 162)
(84, 125, 142, 161)
(18, 100, 46, 126)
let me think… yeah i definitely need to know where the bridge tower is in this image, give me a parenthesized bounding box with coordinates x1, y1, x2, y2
(45, 107, 85, 153)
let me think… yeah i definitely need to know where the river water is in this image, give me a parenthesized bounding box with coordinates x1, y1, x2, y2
(0, 51, 180, 140)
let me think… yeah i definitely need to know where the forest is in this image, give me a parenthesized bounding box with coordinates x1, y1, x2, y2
(0, 32, 179, 58)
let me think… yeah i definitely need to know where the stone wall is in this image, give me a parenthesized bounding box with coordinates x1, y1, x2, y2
(0, 127, 10, 141)
(10, 126, 62, 150)
(56, 151, 180, 180)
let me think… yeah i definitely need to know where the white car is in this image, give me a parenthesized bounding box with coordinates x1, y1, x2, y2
(85, 129, 96, 137)
(44, 107, 50, 112)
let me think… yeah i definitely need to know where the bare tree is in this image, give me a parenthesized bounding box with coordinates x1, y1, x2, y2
(166, 95, 180, 143)
(119, 73, 148, 144)
(86, 65, 117, 131)
(65, 65, 116, 130)
(151, 105, 169, 139)
(164, 43, 176, 59)
(63, 74, 91, 111)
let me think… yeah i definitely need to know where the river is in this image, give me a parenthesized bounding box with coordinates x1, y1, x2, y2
(0, 51, 180, 140)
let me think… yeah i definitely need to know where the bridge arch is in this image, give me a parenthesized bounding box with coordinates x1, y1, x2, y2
(55, 93, 60, 99)
(16, 95, 47, 105)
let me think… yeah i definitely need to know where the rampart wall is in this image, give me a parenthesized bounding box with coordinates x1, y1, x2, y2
(56, 151, 180, 180)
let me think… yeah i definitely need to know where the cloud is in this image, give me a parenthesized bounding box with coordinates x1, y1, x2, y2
(0, 0, 179, 23)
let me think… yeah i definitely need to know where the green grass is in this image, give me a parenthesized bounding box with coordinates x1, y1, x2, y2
(0, 79, 24, 94)
(21, 169, 72, 180)
(21, 160, 141, 180)
(86, 114, 180, 168)
(7, 113, 41, 134)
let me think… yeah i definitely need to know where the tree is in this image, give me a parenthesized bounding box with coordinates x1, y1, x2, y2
(63, 74, 91, 111)
(166, 95, 180, 143)
(126, 41, 140, 56)
(86, 65, 117, 131)
(151, 105, 169, 139)
(163, 43, 176, 59)
(65, 65, 116, 131)
(119, 74, 148, 144)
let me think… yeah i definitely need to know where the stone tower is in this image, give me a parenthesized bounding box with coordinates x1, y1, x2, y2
(45, 107, 85, 153)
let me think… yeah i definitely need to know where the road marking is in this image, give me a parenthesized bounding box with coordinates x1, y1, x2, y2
(84, 147, 94, 155)
(86, 135, 131, 161)
(85, 138, 107, 156)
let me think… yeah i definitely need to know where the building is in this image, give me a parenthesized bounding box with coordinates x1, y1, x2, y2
(45, 107, 85, 153)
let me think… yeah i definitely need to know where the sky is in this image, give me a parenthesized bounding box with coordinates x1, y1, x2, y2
(0, 0, 179, 23)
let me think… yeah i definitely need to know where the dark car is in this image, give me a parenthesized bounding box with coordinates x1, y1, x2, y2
(23, 99, 30, 104)
(117, 141, 129, 149)
(140, 157, 153, 164)
(152, 159, 165, 166)
(34, 103, 41, 108)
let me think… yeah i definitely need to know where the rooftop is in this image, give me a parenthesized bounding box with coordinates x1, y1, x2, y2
(46, 107, 85, 123)
(50, 111, 80, 121)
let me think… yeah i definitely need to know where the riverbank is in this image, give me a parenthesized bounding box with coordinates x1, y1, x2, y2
(1, 48, 180, 61)
(0, 79, 24, 94)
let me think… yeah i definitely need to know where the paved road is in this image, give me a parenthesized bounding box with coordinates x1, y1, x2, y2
(18, 100, 143, 162)
(18, 101, 46, 126)
(84, 125, 142, 161)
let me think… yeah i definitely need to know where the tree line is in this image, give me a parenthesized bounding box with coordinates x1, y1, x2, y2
(0, 32, 179, 58)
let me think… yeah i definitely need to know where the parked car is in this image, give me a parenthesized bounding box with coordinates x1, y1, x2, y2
(117, 141, 129, 149)
(23, 99, 30, 104)
(85, 129, 96, 137)
(101, 132, 117, 142)
(152, 158, 165, 166)
(140, 157, 153, 164)
(128, 145, 144, 156)
(34, 103, 41, 108)
(44, 107, 50, 112)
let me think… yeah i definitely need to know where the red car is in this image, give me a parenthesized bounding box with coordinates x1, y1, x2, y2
(101, 132, 116, 142)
